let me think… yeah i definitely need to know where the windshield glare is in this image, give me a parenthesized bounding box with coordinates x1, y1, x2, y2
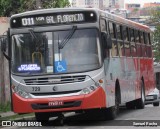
(11, 29, 102, 75)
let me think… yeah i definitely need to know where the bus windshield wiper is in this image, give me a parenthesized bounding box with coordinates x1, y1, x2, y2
(28, 29, 41, 51)
(59, 26, 77, 49)
(28, 29, 38, 42)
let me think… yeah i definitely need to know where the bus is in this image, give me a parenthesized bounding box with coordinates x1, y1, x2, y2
(2, 8, 155, 121)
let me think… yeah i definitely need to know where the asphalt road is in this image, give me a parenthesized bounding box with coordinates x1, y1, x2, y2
(1, 104, 160, 129)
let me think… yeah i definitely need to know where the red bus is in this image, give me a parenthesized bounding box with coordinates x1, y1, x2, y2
(1, 8, 155, 122)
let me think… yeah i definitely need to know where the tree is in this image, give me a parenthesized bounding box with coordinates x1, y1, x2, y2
(0, 0, 70, 17)
(150, 7, 160, 62)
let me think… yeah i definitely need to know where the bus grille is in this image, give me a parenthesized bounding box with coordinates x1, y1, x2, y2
(24, 75, 86, 85)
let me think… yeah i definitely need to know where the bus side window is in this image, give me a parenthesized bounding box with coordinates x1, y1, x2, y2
(136, 30, 142, 57)
(140, 31, 144, 44)
(117, 24, 125, 57)
(139, 31, 144, 57)
(142, 32, 147, 57)
(100, 18, 109, 57)
(108, 21, 114, 38)
(110, 22, 118, 57)
(148, 33, 152, 58)
(145, 33, 152, 58)
(123, 26, 131, 57)
(130, 29, 135, 42)
(130, 29, 136, 57)
(134, 30, 139, 43)
(100, 18, 107, 33)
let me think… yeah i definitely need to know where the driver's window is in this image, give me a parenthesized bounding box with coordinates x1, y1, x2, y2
(100, 18, 107, 33)
(100, 18, 110, 57)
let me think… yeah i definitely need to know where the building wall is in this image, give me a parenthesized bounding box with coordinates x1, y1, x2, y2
(143, 2, 160, 8)
(125, 3, 141, 18)
(71, 0, 124, 9)
(119, 0, 124, 8)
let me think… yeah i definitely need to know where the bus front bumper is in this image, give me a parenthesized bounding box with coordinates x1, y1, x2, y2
(12, 87, 106, 113)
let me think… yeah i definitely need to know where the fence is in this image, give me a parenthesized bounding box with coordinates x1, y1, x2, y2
(0, 17, 10, 105)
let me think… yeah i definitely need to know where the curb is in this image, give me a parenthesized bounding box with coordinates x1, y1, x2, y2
(0, 112, 15, 118)
(0, 113, 34, 121)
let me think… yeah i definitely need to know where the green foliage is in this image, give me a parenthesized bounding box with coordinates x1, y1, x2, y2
(0, 101, 11, 112)
(0, 0, 70, 17)
(41, 0, 70, 8)
(151, 7, 160, 62)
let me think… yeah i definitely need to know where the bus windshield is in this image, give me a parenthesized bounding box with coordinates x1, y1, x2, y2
(11, 28, 102, 75)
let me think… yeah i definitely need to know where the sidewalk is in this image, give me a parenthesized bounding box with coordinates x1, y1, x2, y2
(0, 111, 34, 121)
(0, 111, 15, 118)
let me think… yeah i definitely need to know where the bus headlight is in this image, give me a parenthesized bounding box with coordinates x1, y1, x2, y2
(80, 82, 100, 95)
(12, 85, 30, 98)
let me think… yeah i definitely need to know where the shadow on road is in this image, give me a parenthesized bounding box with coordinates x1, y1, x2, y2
(43, 106, 140, 126)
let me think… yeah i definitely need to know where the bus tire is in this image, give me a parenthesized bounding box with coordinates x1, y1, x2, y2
(135, 80, 145, 109)
(104, 86, 120, 120)
(153, 102, 159, 107)
(126, 101, 136, 109)
(35, 112, 49, 124)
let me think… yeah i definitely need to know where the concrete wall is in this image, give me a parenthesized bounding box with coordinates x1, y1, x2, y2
(0, 17, 10, 105)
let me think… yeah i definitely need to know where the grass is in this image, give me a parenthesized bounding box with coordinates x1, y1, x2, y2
(0, 101, 11, 112)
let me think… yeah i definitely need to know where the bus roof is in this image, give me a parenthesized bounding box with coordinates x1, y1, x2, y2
(11, 8, 151, 32)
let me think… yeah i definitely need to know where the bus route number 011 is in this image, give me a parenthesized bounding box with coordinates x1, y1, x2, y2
(22, 18, 35, 26)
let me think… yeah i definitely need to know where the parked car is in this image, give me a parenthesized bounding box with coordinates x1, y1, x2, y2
(145, 88, 160, 106)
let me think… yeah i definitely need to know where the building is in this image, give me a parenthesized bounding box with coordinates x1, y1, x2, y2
(143, 2, 160, 8)
(103, 0, 124, 9)
(71, 0, 124, 9)
(72, 0, 101, 8)
(72, 0, 85, 7)
(125, 3, 141, 19)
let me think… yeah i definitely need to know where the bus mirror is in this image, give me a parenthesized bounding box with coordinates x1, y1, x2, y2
(0, 37, 7, 52)
(0, 36, 10, 60)
(101, 32, 112, 49)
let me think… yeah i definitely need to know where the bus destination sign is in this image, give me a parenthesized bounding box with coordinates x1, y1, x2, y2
(11, 11, 97, 28)
(21, 13, 84, 26)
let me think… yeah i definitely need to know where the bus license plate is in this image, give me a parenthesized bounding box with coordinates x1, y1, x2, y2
(48, 101, 64, 106)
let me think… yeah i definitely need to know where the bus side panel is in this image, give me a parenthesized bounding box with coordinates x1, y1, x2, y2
(140, 58, 155, 96)
(105, 57, 136, 106)
(146, 58, 155, 95)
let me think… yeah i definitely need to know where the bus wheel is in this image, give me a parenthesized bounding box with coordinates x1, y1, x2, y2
(104, 90, 119, 120)
(136, 80, 145, 109)
(57, 114, 64, 125)
(153, 102, 159, 107)
(126, 101, 136, 109)
(35, 112, 49, 124)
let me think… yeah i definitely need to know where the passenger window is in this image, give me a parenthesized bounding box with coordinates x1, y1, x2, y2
(116, 24, 122, 40)
(117, 25, 124, 57)
(130, 29, 135, 42)
(144, 33, 149, 45)
(134, 30, 139, 43)
(122, 26, 129, 41)
(108, 22, 115, 38)
(140, 32, 144, 44)
(148, 33, 151, 45)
